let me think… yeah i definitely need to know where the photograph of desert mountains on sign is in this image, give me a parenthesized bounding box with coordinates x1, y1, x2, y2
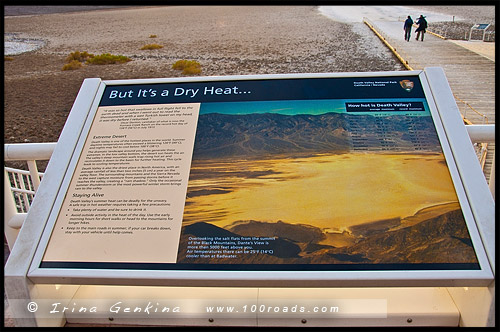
(177, 98, 479, 269)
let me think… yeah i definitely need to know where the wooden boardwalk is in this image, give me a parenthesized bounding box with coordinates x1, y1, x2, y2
(367, 19, 495, 183)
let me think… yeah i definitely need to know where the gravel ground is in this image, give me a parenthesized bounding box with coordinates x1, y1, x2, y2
(408, 5, 495, 24)
(3, 5, 124, 16)
(4, 6, 404, 149)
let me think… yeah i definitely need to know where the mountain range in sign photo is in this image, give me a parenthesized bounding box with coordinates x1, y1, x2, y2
(190, 112, 442, 158)
(176, 101, 479, 268)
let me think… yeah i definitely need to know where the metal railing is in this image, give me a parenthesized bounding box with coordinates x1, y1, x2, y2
(5, 166, 40, 212)
(457, 95, 489, 125)
(4, 142, 56, 249)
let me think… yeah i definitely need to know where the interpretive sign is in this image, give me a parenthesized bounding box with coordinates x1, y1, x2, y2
(469, 23, 491, 41)
(29, 71, 493, 286)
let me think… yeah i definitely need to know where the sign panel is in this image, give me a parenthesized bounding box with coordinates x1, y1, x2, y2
(30, 72, 492, 285)
(472, 23, 490, 30)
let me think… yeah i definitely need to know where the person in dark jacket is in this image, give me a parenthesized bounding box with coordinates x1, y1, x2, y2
(403, 16, 413, 41)
(415, 15, 428, 41)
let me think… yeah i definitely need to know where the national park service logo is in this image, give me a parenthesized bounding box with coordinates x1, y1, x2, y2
(399, 80, 414, 92)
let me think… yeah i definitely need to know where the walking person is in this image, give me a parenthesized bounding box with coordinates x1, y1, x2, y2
(403, 15, 413, 41)
(415, 15, 428, 41)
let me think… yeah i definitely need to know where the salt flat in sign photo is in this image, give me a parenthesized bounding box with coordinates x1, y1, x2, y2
(28, 71, 493, 287)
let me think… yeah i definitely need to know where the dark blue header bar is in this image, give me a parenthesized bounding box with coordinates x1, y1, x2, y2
(99, 76, 425, 106)
(346, 101, 425, 112)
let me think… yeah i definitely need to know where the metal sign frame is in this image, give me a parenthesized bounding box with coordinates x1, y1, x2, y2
(469, 23, 491, 41)
(25, 69, 494, 287)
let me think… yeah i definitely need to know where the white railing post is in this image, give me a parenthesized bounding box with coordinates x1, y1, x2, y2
(26, 160, 41, 191)
(16, 171, 30, 212)
(4, 169, 20, 250)
(465, 124, 495, 199)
